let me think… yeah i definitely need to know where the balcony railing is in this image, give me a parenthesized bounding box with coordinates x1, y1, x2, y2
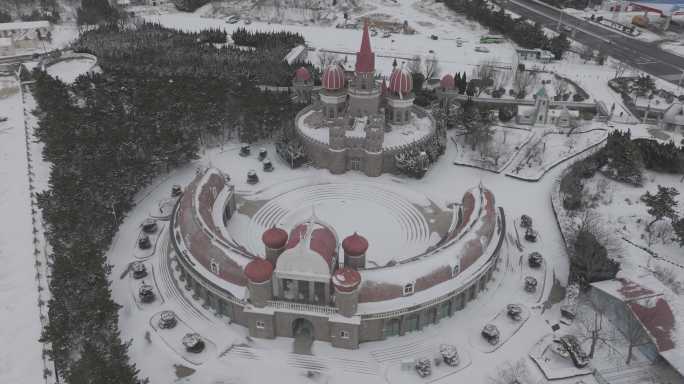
(266, 300, 337, 315)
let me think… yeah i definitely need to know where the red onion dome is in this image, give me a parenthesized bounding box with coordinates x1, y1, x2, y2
(440, 74, 455, 89)
(342, 232, 368, 256)
(294, 66, 311, 82)
(332, 267, 362, 292)
(262, 226, 288, 249)
(322, 64, 345, 90)
(388, 67, 413, 95)
(244, 258, 273, 283)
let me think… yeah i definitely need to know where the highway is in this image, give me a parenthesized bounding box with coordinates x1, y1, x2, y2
(497, 0, 684, 83)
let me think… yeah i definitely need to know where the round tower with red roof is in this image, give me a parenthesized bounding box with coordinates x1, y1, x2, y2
(386, 66, 415, 124)
(262, 226, 288, 265)
(292, 66, 313, 104)
(342, 232, 368, 269)
(332, 267, 362, 318)
(244, 257, 274, 307)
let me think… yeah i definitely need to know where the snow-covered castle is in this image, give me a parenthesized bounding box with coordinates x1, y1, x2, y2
(291, 20, 438, 177)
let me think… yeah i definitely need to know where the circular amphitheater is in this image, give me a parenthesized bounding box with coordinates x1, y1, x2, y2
(229, 181, 444, 267)
(170, 168, 505, 348)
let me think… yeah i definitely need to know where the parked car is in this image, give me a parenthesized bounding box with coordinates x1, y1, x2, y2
(474, 46, 489, 53)
(0, 116, 7, 123)
(382, 32, 392, 38)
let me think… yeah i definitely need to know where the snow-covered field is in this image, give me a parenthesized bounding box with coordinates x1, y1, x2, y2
(451, 126, 534, 173)
(507, 128, 608, 180)
(0, 78, 45, 383)
(147, 0, 517, 79)
(45, 57, 97, 84)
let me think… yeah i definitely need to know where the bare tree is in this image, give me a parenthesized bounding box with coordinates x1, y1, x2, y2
(493, 67, 511, 91)
(554, 79, 569, 100)
(576, 295, 614, 358)
(474, 60, 496, 96)
(424, 53, 440, 82)
(512, 70, 535, 99)
(624, 308, 649, 365)
(408, 54, 422, 74)
(317, 51, 341, 67)
(612, 60, 631, 79)
(488, 359, 530, 384)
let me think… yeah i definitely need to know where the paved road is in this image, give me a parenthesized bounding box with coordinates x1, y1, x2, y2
(497, 0, 684, 83)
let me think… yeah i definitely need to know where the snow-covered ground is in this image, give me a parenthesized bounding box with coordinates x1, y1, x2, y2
(146, 0, 518, 79)
(45, 57, 97, 84)
(0, 77, 45, 383)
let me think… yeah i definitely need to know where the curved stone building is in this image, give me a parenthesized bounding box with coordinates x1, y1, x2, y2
(170, 168, 505, 349)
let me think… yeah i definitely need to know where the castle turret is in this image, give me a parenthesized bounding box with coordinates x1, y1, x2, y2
(342, 232, 368, 269)
(386, 66, 414, 124)
(321, 64, 347, 119)
(332, 267, 361, 317)
(348, 19, 380, 117)
(292, 67, 313, 104)
(244, 258, 274, 307)
(262, 226, 288, 265)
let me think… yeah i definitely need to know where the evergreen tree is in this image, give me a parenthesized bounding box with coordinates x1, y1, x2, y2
(547, 32, 570, 60)
(674, 217, 684, 247)
(77, 0, 120, 25)
(641, 185, 680, 232)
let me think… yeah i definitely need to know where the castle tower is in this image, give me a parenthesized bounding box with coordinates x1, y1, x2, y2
(348, 19, 381, 117)
(320, 64, 347, 119)
(244, 258, 274, 308)
(533, 86, 549, 125)
(262, 226, 288, 265)
(332, 267, 361, 317)
(292, 67, 313, 104)
(342, 232, 368, 269)
(386, 66, 414, 125)
(364, 115, 385, 176)
(328, 118, 348, 174)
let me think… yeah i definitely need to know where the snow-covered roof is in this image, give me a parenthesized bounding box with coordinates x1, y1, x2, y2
(284, 44, 307, 65)
(0, 21, 50, 31)
(592, 273, 684, 376)
(662, 102, 684, 126)
(0, 38, 12, 47)
(591, 274, 663, 302)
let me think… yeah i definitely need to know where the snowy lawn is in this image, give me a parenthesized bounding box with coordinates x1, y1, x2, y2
(0, 77, 45, 384)
(45, 57, 97, 84)
(450, 126, 534, 173)
(578, 171, 684, 280)
(506, 127, 607, 181)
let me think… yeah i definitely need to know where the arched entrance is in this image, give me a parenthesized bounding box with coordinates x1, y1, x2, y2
(293, 318, 314, 337)
(292, 318, 314, 355)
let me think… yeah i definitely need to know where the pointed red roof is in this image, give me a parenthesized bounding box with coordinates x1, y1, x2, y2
(355, 19, 375, 73)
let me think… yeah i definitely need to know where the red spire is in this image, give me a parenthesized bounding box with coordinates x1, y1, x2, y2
(355, 19, 375, 73)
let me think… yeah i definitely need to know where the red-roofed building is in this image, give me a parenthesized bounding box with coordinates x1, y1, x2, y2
(591, 275, 684, 378)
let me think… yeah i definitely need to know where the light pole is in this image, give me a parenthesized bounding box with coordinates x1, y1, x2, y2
(557, 9, 564, 31)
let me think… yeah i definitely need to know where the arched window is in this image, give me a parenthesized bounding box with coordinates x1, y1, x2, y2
(210, 259, 220, 275)
(403, 283, 414, 296)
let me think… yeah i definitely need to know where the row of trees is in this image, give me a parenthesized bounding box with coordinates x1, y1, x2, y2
(77, 0, 122, 26)
(232, 27, 305, 49)
(444, 0, 571, 59)
(34, 70, 143, 384)
(75, 22, 301, 86)
(36, 23, 307, 383)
